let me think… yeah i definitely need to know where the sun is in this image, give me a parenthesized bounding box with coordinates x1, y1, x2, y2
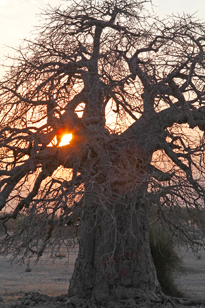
(59, 133, 73, 147)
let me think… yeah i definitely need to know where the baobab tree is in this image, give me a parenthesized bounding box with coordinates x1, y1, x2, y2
(0, 0, 205, 306)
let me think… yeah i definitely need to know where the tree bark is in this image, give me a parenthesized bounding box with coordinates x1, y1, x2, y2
(68, 187, 163, 307)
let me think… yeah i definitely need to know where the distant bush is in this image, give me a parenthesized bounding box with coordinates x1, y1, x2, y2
(0, 218, 12, 234)
(0, 214, 27, 234)
(150, 226, 183, 297)
(0, 220, 5, 234)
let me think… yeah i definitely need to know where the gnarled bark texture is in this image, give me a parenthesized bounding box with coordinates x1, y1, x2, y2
(69, 188, 162, 307)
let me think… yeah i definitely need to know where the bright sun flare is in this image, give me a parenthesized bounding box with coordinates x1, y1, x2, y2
(59, 133, 73, 147)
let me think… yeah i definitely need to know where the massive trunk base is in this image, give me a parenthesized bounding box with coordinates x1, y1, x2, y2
(67, 190, 175, 307)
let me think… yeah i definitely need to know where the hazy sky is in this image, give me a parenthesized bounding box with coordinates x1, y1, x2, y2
(0, 0, 204, 77)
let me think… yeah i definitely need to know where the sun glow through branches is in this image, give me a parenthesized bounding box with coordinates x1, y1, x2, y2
(59, 133, 73, 147)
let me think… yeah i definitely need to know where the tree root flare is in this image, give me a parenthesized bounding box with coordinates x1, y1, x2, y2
(7, 291, 205, 308)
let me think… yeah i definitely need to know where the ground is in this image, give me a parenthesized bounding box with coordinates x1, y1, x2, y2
(0, 246, 78, 308)
(176, 247, 205, 301)
(0, 245, 205, 308)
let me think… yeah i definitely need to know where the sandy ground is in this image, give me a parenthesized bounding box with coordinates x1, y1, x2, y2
(0, 246, 205, 307)
(0, 247, 78, 307)
(176, 247, 205, 301)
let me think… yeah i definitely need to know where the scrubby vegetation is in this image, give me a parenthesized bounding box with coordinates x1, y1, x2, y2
(150, 226, 183, 297)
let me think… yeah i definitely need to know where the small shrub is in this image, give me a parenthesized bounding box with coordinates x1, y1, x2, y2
(0, 220, 5, 234)
(0, 214, 27, 235)
(150, 226, 183, 297)
(0, 219, 13, 234)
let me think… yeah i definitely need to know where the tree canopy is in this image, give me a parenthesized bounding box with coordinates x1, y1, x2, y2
(0, 0, 205, 306)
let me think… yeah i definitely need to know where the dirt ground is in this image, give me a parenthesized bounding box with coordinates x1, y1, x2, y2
(176, 247, 205, 301)
(0, 246, 205, 307)
(0, 246, 78, 307)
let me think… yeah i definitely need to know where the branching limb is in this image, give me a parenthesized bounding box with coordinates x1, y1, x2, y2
(150, 165, 174, 181)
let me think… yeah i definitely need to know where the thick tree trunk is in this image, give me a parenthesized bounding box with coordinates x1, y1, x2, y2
(68, 188, 165, 307)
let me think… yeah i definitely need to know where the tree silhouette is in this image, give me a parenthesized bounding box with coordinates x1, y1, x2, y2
(0, 0, 205, 306)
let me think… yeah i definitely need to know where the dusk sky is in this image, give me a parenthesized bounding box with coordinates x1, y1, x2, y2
(0, 0, 204, 77)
